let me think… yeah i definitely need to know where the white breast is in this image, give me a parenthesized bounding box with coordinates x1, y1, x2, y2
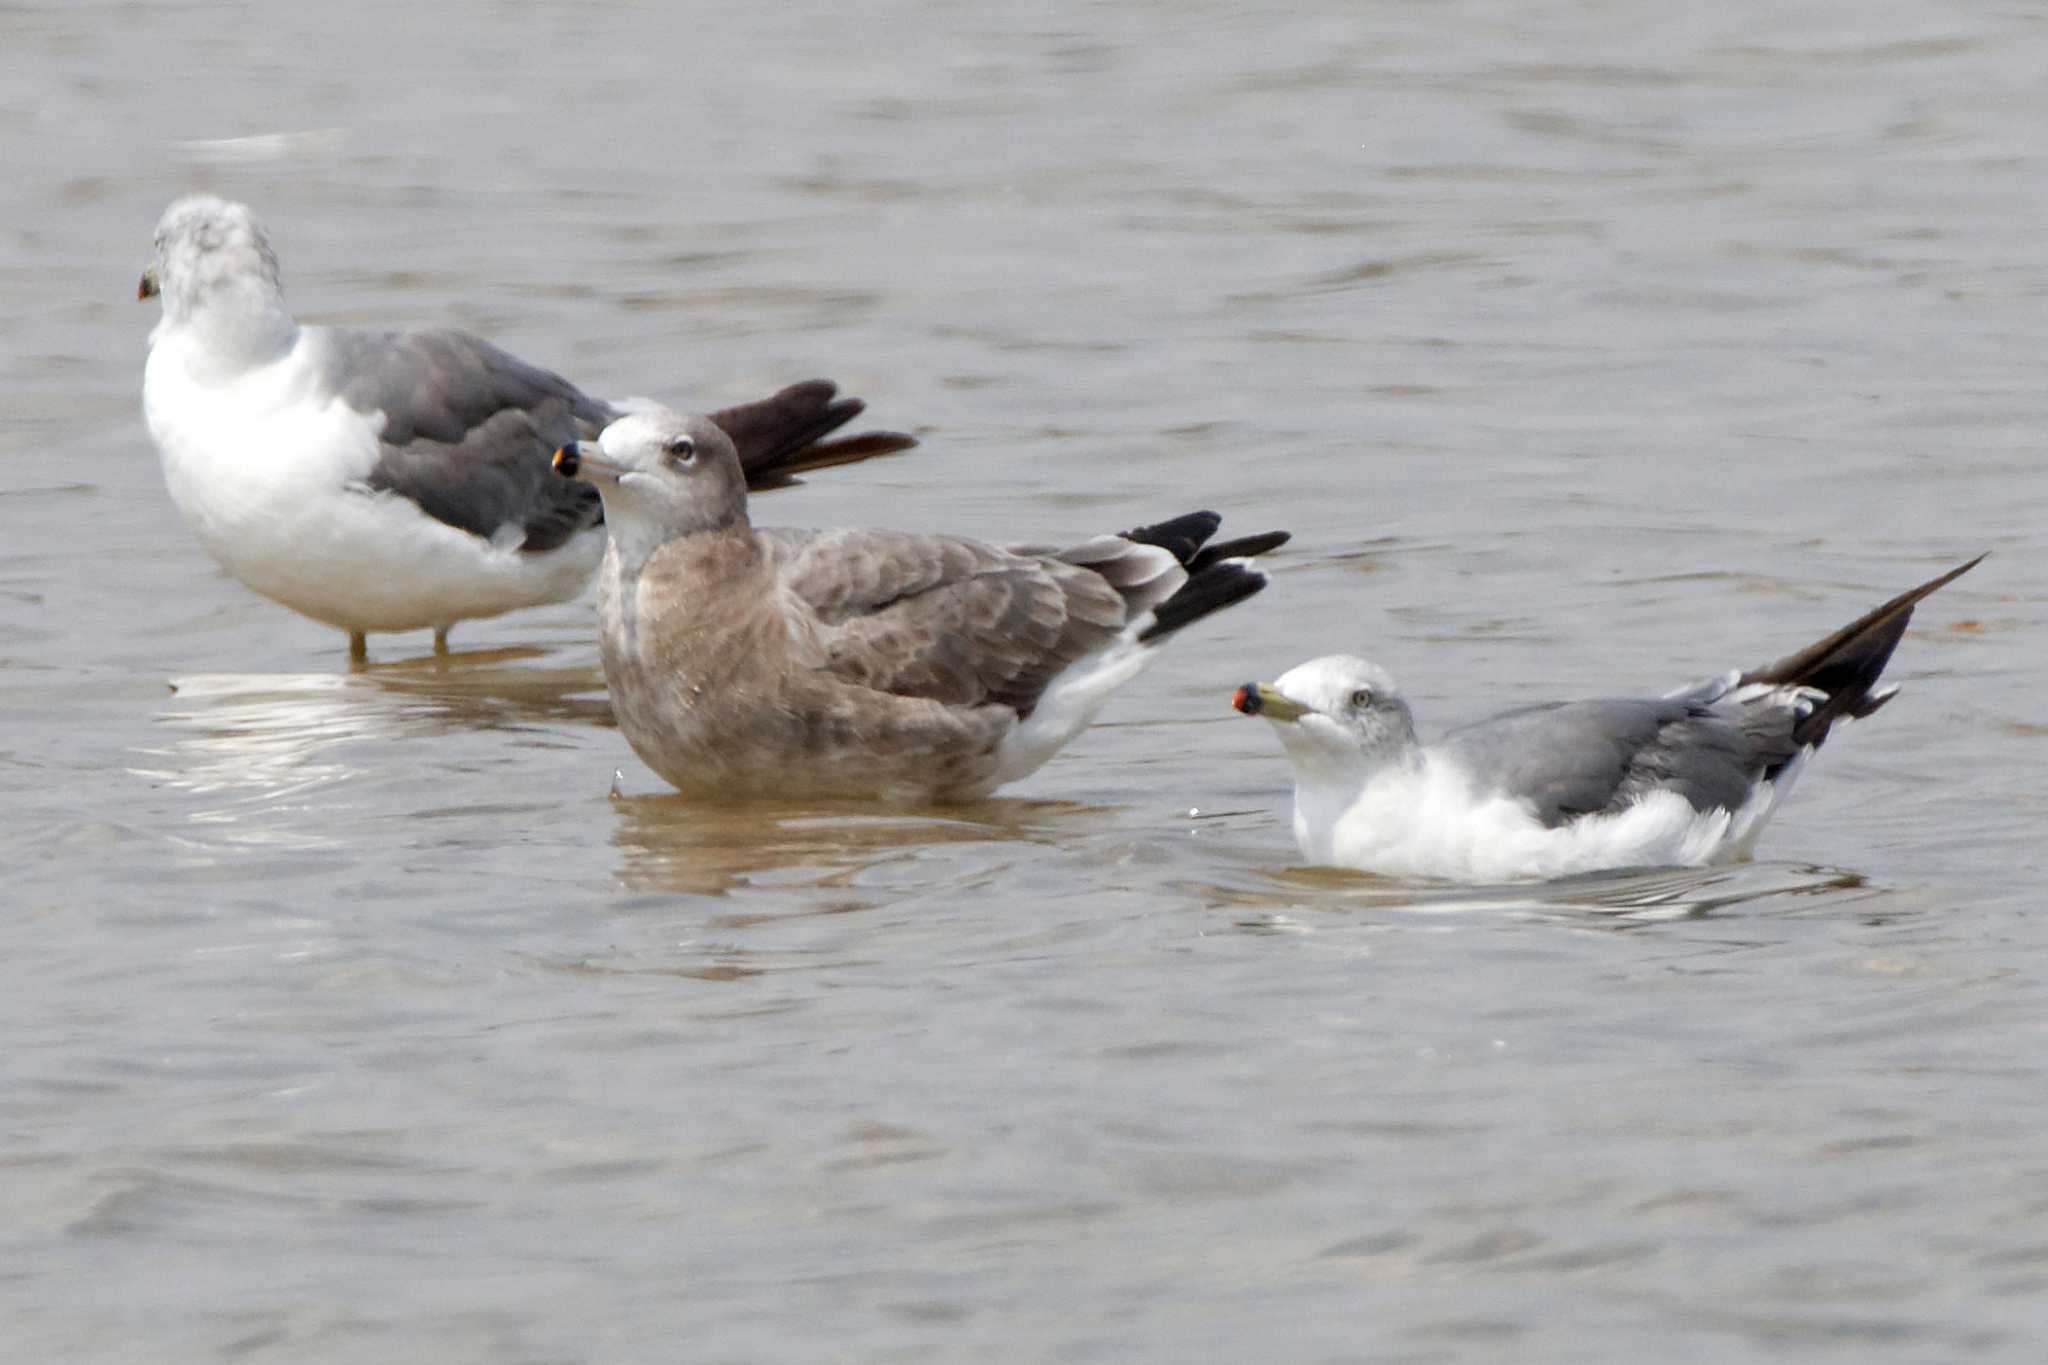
(1308, 755, 1799, 882)
(142, 330, 598, 635)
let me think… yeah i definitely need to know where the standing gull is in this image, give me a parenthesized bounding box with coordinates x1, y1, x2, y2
(554, 408, 1289, 802)
(1233, 557, 1981, 881)
(139, 196, 914, 661)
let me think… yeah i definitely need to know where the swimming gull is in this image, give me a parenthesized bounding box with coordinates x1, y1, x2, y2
(1233, 557, 1981, 881)
(138, 196, 915, 661)
(553, 407, 1289, 802)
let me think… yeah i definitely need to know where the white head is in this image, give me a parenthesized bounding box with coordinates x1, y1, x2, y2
(1233, 654, 1419, 779)
(139, 196, 288, 331)
(553, 407, 748, 568)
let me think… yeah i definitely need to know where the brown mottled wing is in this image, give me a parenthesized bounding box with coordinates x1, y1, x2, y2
(768, 529, 1130, 716)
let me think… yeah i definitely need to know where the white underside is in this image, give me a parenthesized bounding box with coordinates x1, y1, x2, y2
(974, 546, 1203, 792)
(984, 627, 1163, 791)
(143, 327, 599, 637)
(1295, 748, 1813, 883)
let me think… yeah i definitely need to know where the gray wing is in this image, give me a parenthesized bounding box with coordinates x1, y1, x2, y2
(1437, 697, 1797, 827)
(329, 335, 917, 552)
(1437, 558, 1984, 829)
(325, 327, 610, 554)
(764, 528, 1130, 716)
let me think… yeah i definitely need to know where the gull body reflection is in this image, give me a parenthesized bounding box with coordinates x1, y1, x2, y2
(1190, 845, 1874, 930)
(135, 649, 611, 852)
(607, 793, 1104, 901)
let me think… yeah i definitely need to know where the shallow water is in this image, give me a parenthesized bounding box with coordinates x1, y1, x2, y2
(4, 1, 2045, 1359)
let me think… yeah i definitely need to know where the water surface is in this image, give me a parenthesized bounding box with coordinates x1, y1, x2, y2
(3, 2, 2044, 1359)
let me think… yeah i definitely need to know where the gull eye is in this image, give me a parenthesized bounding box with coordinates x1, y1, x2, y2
(662, 435, 696, 465)
(1349, 688, 1373, 709)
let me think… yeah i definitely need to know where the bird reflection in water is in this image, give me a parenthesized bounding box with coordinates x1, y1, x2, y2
(606, 793, 1102, 901)
(137, 647, 611, 835)
(1209, 859, 1872, 931)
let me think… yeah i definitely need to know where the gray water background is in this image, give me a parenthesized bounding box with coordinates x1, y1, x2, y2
(3, 1, 2045, 1359)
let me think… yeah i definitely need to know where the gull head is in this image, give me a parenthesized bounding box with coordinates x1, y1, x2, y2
(554, 408, 748, 549)
(1233, 654, 1418, 774)
(140, 196, 284, 325)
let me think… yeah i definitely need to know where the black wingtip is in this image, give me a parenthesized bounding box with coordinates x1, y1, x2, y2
(1122, 512, 1291, 574)
(1123, 511, 1223, 564)
(709, 380, 919, 489)
(1139, 562, 1268, 643)
(1745, 554, 1983, 747)
(1187, 529, 1291, 574)
(741, 431, 922, 490)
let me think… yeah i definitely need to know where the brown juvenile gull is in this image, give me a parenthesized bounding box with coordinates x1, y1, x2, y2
(138, 195, 915, 662)
(553, 408, 1290, 802)
(1233, 556, 1982, 881)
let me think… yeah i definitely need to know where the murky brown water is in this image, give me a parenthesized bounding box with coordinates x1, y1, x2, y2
(4, 2, 2044, 1358)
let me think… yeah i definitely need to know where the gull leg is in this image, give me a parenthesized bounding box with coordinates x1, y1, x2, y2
(349, 631, 368, 663)
(434, 626, 451, 655)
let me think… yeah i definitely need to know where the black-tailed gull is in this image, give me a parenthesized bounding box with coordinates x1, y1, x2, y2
(553, 408, 1289, 802)
(138, 196, 914, 661)
(1233, 557, 1981, 881)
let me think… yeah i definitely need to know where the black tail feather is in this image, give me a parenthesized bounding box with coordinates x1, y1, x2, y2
(1743, 554, 1983, 747)
(709, 380, 919, 490)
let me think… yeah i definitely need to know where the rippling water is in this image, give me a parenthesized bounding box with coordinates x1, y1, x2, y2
(4, 1, 2044, 1358)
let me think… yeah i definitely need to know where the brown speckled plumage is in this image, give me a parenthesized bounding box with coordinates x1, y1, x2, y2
(566, 409, 1287, 803)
